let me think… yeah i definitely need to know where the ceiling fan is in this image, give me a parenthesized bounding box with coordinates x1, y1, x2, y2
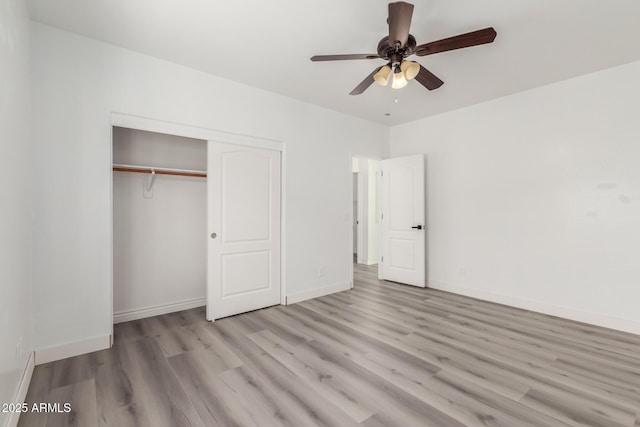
(310, 1, 497, 95)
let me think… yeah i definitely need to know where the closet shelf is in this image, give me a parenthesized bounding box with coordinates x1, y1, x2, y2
(112, 163, 206, 178)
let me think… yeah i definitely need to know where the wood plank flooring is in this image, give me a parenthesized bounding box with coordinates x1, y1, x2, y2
(20, 264, 640, 426)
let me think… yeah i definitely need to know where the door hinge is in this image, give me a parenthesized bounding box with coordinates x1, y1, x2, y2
(381, 256, 384, 262)
(381, 213, 384, 219)
(381, 170, 384, 177)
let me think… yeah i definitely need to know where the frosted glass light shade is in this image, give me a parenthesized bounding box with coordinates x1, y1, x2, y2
(373, 65, 392, 86)
(401, 61, 420, 80)
(391, 71, 408, 89)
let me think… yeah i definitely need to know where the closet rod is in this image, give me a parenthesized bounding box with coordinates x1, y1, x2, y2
(112, 163, 206, 178)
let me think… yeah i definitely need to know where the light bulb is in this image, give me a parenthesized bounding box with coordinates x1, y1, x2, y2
(400, 61, 420, 80)
(391, 70, 408, 89)
(373, 65, 392, 86)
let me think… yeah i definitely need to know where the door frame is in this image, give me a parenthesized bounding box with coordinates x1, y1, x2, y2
(352, 171, 364, 264)
(109, 113, 286, 335)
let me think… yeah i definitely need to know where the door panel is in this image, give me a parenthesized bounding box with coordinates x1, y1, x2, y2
(222, 151, 272, 243)
(208, 142, 281, 320)
(389, 167, 415, 230)
(388, 239, 416, 270)
(221, 251, 271, 297)
(381, 155, 425, 287)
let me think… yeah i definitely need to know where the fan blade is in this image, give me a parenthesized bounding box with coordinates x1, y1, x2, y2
(415, 27, 497, 56)
(350, 67, 382, 96)
(414, 65, 444, 91)
(388, 2, 414, 48)
(311, 54, 379, 61)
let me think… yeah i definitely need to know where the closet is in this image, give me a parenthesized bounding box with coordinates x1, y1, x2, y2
(112, 127, 207, 323)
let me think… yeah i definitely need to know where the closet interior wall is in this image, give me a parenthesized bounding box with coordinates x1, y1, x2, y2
(112, 127, 207, 322)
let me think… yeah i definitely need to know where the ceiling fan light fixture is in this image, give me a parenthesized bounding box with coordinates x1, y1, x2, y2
(401, 60, 420, 80)
(310, 2, 497, 95)
(373, 65, 392, 86)
(391, 67, 408, 89)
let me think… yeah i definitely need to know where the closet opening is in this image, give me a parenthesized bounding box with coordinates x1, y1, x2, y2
(111, 126, 208, 332)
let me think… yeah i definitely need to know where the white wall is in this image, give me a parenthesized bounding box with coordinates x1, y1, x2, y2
(390, 60, 640, 333)
(0, 0, 33, 423)
(112, 128, 206, 319)
(31, 23, 388, 353)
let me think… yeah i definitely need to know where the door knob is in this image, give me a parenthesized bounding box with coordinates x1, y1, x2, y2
(411, 225, 423, 230)
(210, 233, 217, 239)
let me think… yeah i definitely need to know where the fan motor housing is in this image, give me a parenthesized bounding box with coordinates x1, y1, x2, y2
(377, 34, 417, 61)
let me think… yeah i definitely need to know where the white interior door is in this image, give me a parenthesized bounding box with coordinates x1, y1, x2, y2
(380, 154, 425, 287)
(207, 141, 281, 320)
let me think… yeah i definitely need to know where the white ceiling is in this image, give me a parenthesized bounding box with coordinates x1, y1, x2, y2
(26, 0, 640, 126)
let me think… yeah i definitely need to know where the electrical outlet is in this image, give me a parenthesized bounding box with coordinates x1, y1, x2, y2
(459, 267, 466, 277)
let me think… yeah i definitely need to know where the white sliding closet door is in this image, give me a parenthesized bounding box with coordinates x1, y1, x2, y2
(207, 141, 281, 320)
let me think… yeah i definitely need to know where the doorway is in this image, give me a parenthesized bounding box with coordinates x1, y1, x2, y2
(351, 157, 380, 272)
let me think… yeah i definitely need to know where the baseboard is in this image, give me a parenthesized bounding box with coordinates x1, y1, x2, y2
(429, 280, 640, 336)
(7, 351, 35, 427)
(286, 281, 351, 305)
(35, 335, 111, 365)
(113, 297, 206, 324)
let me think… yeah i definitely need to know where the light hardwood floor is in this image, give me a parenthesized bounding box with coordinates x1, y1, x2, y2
(20, 264, 640, 426)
